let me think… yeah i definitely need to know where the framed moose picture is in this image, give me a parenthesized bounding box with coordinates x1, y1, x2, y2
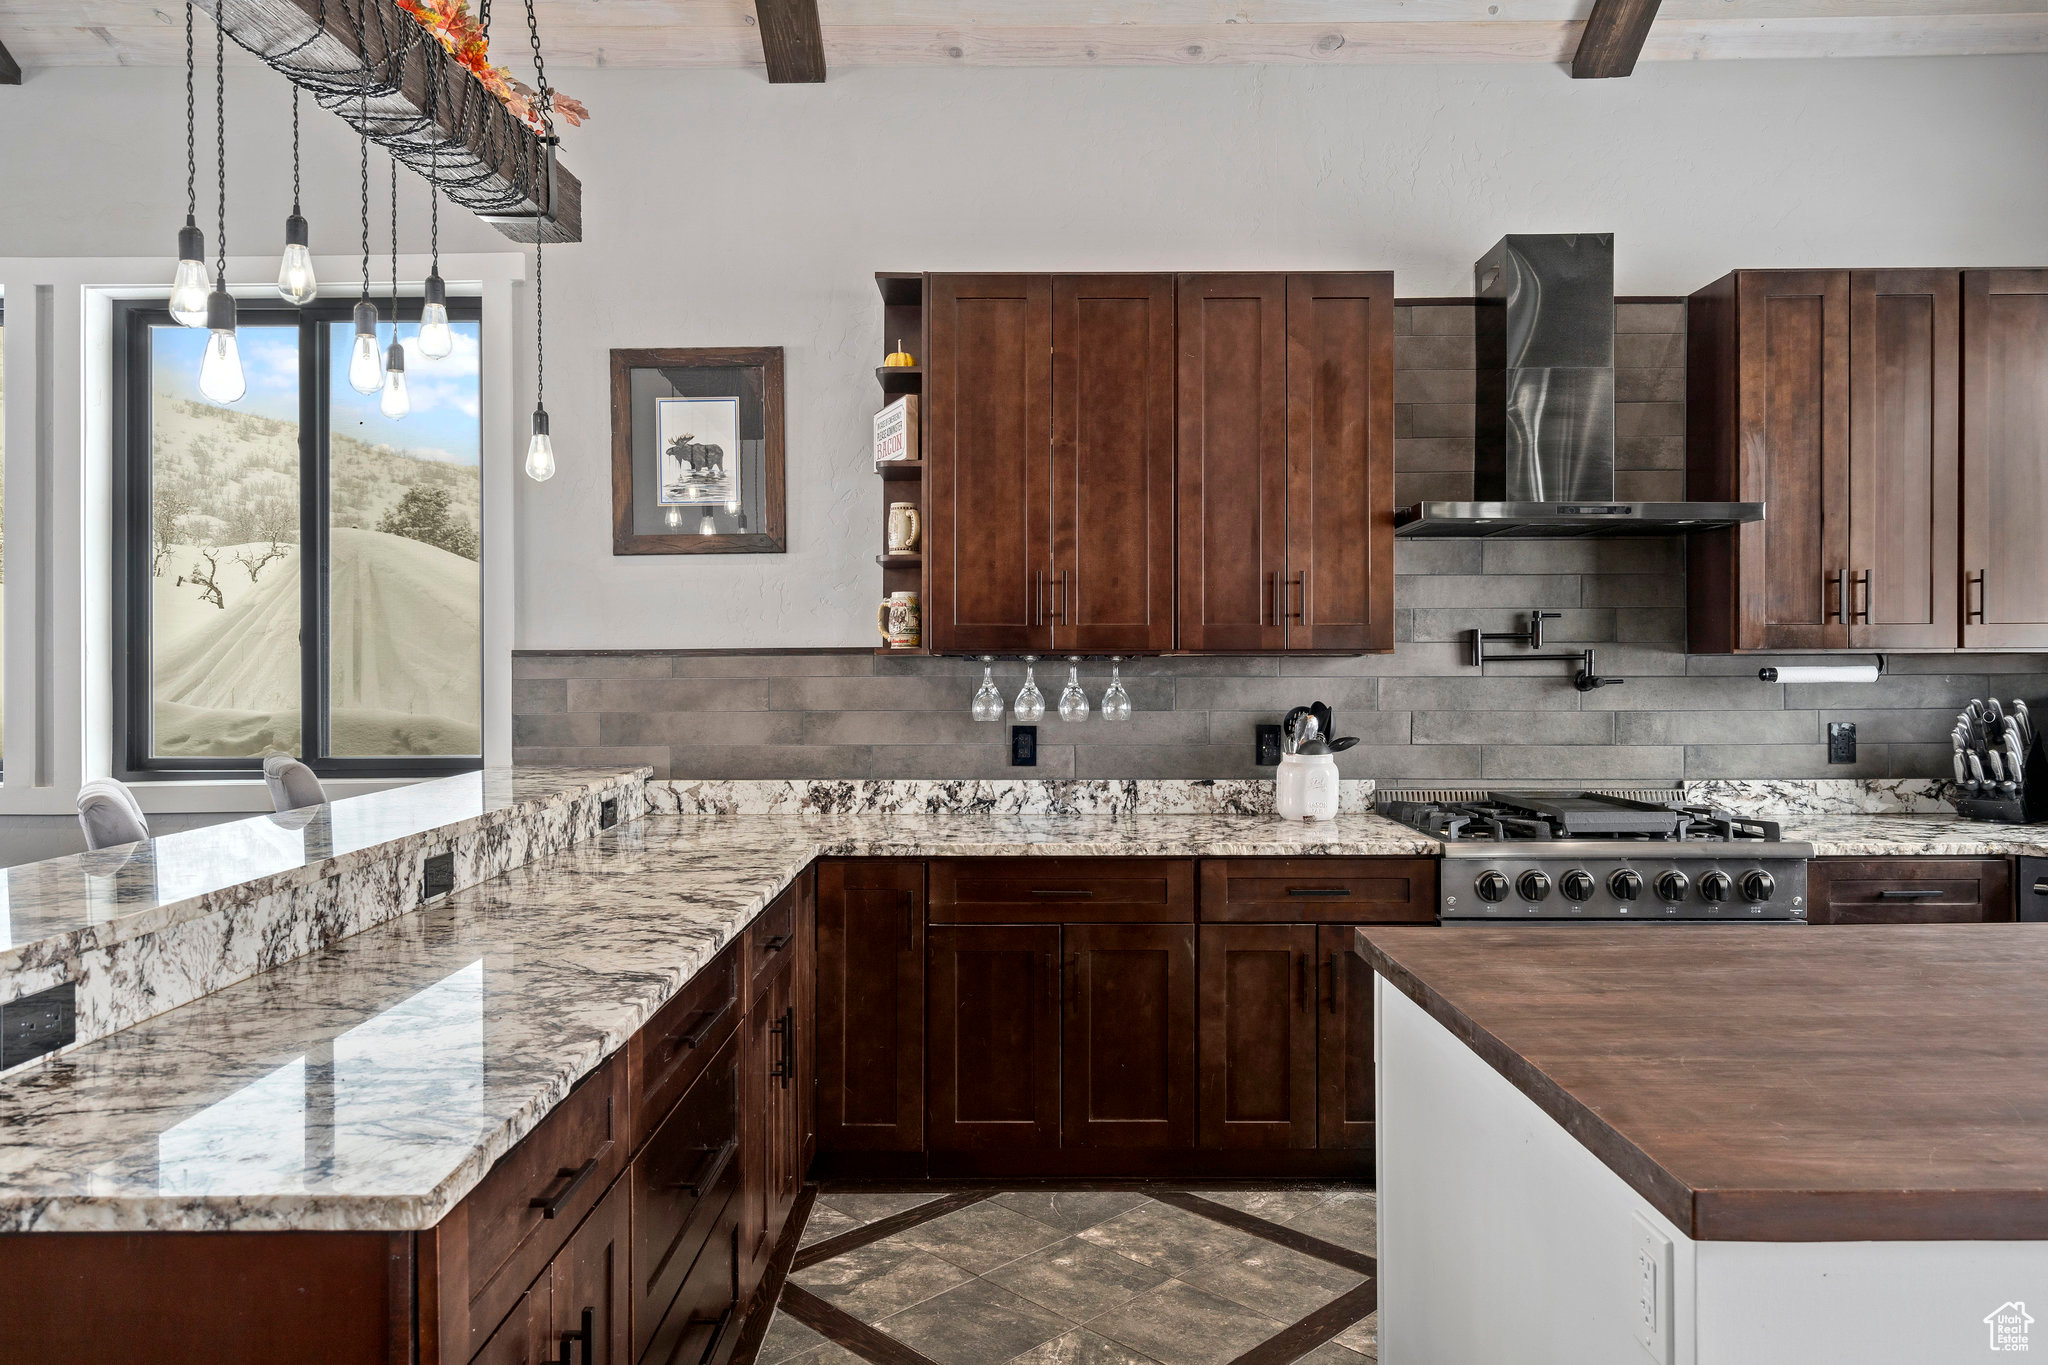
(609, 347, 786, 554)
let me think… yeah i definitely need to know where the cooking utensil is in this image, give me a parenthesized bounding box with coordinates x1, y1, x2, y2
(1282, 707, 1312, 755)
(1328, 736, 1360, 753)
(1310, 702, 1333, 748)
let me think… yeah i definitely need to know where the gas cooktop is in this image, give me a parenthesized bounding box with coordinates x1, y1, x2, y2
(1379, 790, 1786, 845)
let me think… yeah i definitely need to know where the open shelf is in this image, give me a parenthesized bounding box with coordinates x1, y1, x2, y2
(877, 554, 923, 568)
(875, 460, 926, 481)
(877, 366, 924, 394)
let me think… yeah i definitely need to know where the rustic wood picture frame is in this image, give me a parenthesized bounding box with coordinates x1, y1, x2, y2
(610, 346, 787, 555)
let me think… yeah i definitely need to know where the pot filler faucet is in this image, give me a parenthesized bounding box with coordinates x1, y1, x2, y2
(1467, 612, 1625, 693)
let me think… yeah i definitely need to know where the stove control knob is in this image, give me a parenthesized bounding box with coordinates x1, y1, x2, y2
(1517, 870, 1552, 902)
(1699, 871, 1733, 903)
(1560, 869, 1596, 902)
(1475, 871, 1511, 903)
(1655, 870, 1691, 902)
(1609, 868, 1643, 901)
(1740, 869, 1777, 903)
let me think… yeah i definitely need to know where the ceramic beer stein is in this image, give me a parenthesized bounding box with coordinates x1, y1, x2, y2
(878, 592, 922, 650)
(886, 503, 921, 555)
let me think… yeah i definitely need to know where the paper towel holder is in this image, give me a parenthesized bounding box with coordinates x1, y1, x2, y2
(1757, 655, 1888, 683)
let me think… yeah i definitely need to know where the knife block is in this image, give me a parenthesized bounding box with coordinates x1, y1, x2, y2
(1956, 726, 2048, 824)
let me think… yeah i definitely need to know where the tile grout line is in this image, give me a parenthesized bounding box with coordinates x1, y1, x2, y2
(1224, 1279, 1381, 1365)
(1151, 1191, 1378, 1278)
(776, 1282, 949, 1365)
(791, 1190, 999, 1271)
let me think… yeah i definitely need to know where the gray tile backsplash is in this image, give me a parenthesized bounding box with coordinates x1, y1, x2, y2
(515, 302, 2048, 786)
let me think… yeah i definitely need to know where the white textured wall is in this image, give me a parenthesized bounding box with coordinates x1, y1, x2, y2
(5, 57, 2048, 651)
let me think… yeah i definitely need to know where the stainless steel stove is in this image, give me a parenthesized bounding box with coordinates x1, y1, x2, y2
(1379, 790, 1811, 923)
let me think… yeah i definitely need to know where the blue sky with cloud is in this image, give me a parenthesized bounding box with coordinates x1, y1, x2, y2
(156, 318, 481, 467)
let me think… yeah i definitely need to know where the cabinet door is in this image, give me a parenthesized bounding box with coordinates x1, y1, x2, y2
(927, 924, 1061, 1151)
(632, 1030, 740, 1364)
(1848, 270, 1959, 649)
(1962, 269, 2048, 647)
(1177, 274, 1289, 652)
(1317, 925, 1376, 1149)
(793, 864, 817, 1175)
(1285, 273, 1395, 653)
(928, 273, 1054, 653)
(473, 1286, 551, 1365)
(1062, 923, 1197, 1150)
(815, 860, 925, 1153)
(765, 965, 803, 1252)
(1738, 270, 1852, 649)
(1052, 274, 1176, 653)
(550, 1179, 631, 1365)
(1197, 924, 1316, 1150)
(736, 967, 785, 1297)
(1808, 857, 2013, 924)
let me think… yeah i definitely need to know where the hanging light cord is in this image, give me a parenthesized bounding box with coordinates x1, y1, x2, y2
(290, 86, 301, 216)
(390, 156, 400, 340)
(358, 117, 370, 303)
(214, 6, 227, 289)
(533, 226, 543, 407)
(184, 2, 196, 224)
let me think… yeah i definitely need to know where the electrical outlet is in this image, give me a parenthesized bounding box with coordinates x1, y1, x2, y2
(1630, 1214, 1674, 1363)
(1255, 723, 1283, 767)
(421, 850, 456, 904)
(2, 982, 77, 1070)
(1010, 725, 1038, 767)
(600, 798, 619, 829)
(1828, 721, 1857, 765)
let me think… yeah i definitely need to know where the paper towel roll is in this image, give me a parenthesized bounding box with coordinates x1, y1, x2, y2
(1757, 665, 1881, 684)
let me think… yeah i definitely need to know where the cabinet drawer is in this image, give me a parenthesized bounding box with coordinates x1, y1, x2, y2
(463, 1056, 626, 1360)
(641, 1196, 742, 1365)
(1199, 858, 1437, 923)
(629, 944, 740, 1150)
(745, 884, 801, 993)
(929, 859, 1195, 922)
(1809, 857, 2013, 924)
(633, 1030, 741, 1364)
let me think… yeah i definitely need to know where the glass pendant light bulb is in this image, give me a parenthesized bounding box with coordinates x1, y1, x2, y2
(665, 506, 684, 529)
(170, 221, 211, 326)
(348, 300, 384, 394)
(197, 290, 245, 402)
(698, 509, 717, 536)
(417, 271, 454, 359)
(526, 407, 556, 482)
(275, 213, 318, 305)
(379, 342, 410, 419)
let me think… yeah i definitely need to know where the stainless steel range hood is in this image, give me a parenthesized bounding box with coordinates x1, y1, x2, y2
(1395, 234, 1763, 539)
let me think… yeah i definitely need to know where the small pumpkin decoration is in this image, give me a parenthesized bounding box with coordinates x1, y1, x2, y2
(883, 339, 916, 368)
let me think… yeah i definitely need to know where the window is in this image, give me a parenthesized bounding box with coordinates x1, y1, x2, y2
(113, 298, 483, 779)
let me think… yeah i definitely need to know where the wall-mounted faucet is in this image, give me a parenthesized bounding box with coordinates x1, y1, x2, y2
(1468, 612, 1627, 693)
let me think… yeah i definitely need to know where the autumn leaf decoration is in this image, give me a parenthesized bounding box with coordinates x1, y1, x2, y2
(393, 0, 588, 133)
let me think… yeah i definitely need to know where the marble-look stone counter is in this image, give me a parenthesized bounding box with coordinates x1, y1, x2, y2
(0, 768, 650, 1056)
(0, 808, 1429, 1233)
(1776, 814, 2048, 858)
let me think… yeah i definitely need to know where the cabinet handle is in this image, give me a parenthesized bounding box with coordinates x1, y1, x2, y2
(1876, 889, 1944, 900)
(1029, 888, 1094, 898)
(1968, 570, 1987, 624)
(1327, 951, 1341, 1014)
(530, 1157, 600, 1219)
(905, 904, 916, 949)
(1854, 569, 1871, 624)
(1272, 571, 1283, 627)
(1055, 569, 1070, 626)
(672, 999, 732, 1054)
(1826, 569, 1846, 624)
(761, 932, 792, 955)
(1287, 571, 1308, 624)
(1034, 570, 1043, 626)
(572, 1307, 595, 1365)
(672, 1138, 738, 1197)
(1286, 887, 1351, 898)
(769, 1010, 794, 1085)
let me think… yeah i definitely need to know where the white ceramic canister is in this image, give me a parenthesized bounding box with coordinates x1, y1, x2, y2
(1275, 751, 1340, 821)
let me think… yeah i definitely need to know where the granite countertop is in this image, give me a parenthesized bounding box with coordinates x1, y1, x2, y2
(0, 808, 1429, 1233)
(0, 768, 645, 981)
(1777, 813, 2048, 857)
(1361, 924, 2048, 1242)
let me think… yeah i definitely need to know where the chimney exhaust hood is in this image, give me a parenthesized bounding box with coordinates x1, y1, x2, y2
(1394, 234, 1763, 539)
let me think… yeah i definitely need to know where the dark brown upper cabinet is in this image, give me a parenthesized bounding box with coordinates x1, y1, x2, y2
(927, 274, 1054, 655)
(929, 270, 1393, 655)
(1177, 272, 1395, 653)
(1963, 269, 2048, 648)
(1687, 269, 1959, 652)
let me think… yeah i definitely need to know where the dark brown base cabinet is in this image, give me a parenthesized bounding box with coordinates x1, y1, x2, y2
(1808, 858, 2014, 924)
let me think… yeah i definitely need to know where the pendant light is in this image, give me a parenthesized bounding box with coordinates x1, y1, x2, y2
(697, 509, 716, 536)
(168, 3, 209, 327)
(275, 88, 318, 304)
(197, 15, 245, 403)
(347, 119, 384, 396)
(417, 122, 454, 359)
(379, 157, 410, 420)
(524, 222, 555, 480)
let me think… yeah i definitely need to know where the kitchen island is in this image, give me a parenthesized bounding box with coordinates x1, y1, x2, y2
(1362, 924, 2048, 1365)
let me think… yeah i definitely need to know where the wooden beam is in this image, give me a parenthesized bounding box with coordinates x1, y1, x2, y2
(190, 0, 580, 242)
(1573, 0, 1663, 75)
(755, 0, 825, 80)
(0, 37, 21, 83)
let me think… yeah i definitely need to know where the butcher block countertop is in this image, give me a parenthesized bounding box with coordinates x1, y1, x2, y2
(1359, 924, 2048, 1243)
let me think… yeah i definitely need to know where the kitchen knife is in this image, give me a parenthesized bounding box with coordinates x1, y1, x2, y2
(1969, 751, 1988, 790)
(1990, 698, 2007, 731)
(2007, 732, 2026, 785)
(1955, 748, 1971, 791)
(2017, 700, 2033, 746)
(1988, 750, 2005, 784)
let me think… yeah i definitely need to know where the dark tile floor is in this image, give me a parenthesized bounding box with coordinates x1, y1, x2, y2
(755, 1187, 1378, 1365)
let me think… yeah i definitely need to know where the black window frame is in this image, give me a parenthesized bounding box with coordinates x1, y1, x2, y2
(112, 295, 486, 781)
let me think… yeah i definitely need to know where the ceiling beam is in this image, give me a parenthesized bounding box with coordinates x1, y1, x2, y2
(0, 37, 21, 83)
(1573, 0, 1663, 75)
(755, 0, 825, 81)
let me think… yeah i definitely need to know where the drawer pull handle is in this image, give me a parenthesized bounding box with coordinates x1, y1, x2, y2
(1029, 889, 1094, 899)
(531, 1157, 600, 1219)
(761, 932, 793, 954)
(564, 1306, 594, 1365)
(673, 999, 733, 1053)
(1876, 889, 1944, 900)
(1286, 887, 1352, 898)
(671, 1139, 738, 1197)
(2033, 880, 2048, 896)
